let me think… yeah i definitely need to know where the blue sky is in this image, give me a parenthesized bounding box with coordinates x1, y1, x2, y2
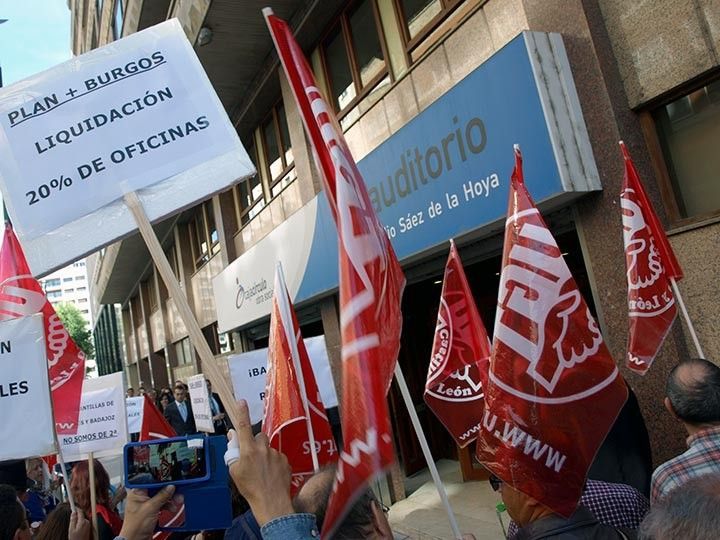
(0, 0, 72, 86)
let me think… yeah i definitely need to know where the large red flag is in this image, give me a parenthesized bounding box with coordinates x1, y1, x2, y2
(139, 395, 176, 440)
(0, 223, 85, 435)
(476, 147, 628, 518)
(262, 264, 337, 494)
(619, 142, 678, 374)
(424, 240, 490, 447)
(265, 10, 405, 535)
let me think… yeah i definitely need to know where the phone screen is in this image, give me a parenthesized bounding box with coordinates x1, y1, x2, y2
(127, 439, 207, 485)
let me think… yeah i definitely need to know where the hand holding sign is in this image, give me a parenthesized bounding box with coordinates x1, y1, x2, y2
(226, 400, 293, 527)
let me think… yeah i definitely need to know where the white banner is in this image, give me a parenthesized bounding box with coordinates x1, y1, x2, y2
(0, 19, 254, 275)
(60, 372, 127, 460)
(228, 335, 338, 425)
(188, 374, 214, 433)
(0, 315, 56, 460)
(126, 396, 145, 434)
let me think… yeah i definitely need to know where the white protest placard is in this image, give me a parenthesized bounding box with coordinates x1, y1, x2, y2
(228, 335, 338, 425)
(126, 396, 145, 434)
(0, 314, 56, 460)
(59, 372, 128, 460)
(187, 374, 214, 433)
(0, 18, 254, 276)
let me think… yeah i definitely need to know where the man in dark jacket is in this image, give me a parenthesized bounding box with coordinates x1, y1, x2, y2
(163, 383, 197, 436)
(497, 477, 634, 539)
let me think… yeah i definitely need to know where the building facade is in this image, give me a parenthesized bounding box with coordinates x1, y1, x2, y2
(74, 0, 720, 495)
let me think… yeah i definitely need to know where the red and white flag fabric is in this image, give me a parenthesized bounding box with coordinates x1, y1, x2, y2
(476, 147, 628, 518)
(265, 10, 405, 535)
(0, 223, 85, 435)
(424, 240, 490, 447)
(619, 142, 679, 374)
(262, 264, 337, 494)
(139, 394, 176, 440)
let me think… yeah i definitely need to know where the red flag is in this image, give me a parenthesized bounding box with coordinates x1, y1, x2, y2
(0, 223, 85, 435)
(265, 10, 405, 535)
(619, 142, 679, 374)
(476, 147, 628, 518)
(139, 394, 176, 440)
(262, 264, 337, 494)
(424, 240, 490, 447)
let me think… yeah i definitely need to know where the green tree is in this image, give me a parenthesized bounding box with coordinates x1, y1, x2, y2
(55, 303, 95, 359)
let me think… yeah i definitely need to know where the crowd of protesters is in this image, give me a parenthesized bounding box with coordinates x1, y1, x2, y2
(1, 357, 718, 540)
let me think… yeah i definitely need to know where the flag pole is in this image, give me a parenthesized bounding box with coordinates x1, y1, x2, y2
(670, 278, 705, 358)
(394, 364, 463, 539)
(55, 443, 76, 513)
(88, 454, 98, 540)
(276, 262, 320, 472)
(123, 192, 241, 430)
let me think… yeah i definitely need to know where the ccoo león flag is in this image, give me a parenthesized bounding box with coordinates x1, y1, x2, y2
(424, 239, 490, 447)
(476, 147, 628, 518)
(264, 10, 406, 536)
(619, 141, 678, 374)
(263, 263, 337, 494)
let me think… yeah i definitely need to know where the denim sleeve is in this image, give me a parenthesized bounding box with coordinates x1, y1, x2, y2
(260, 513, 319, 539)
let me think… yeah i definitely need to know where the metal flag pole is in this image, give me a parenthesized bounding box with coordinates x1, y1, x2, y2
(276, 261, 320, 473)
(394, 363, 463, 539)
(670, 278, 705, 358)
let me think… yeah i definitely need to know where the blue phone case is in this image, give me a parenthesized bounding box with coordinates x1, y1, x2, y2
(123, 435, 233, 531)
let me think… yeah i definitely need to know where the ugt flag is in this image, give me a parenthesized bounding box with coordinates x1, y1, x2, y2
(262, 264, 337, 494)
(619, 141, 679, 374)
(265, 10, 405, 535)
(476, 147, 627, 518)
(140, 394, 176, 440)
(0, 223, 85, 434)
(424, 239, 490, 447)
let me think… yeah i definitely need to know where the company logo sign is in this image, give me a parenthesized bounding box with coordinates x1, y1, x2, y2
(235, 277, 271, 310)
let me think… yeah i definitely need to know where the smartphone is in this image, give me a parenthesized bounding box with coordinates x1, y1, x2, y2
(124, 436, 210, 489)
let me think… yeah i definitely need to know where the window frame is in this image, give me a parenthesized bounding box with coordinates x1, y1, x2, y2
(260, 101, 297, 199)
(319, 0, 392, 119)
(639, 72, 720, 230)
(392, 0, 463, 54)
(233, 137, 266, 229)
(188, 200, 220, 271)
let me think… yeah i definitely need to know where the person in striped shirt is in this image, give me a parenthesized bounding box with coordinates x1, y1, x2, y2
(651, 358, 720, 503)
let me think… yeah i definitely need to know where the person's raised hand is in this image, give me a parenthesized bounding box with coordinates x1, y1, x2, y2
(68, 510, 91, 540)
(119, 486, 176, 540)
(226, 399, 293, 526)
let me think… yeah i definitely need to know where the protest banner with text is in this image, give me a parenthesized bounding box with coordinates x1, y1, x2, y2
(0, 314, 56, 461)
(188, 374, 214, 433)
(127, 396, 145, 434)
(0, 18, 253, 276)
(60, 372, 128, 460)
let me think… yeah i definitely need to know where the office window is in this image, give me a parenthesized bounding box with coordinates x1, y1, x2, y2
(261, 103, 297, 198)
(234, 138, 265, 227)
(78, 298, 88, 304)
(76, 275, 86, 281)
(47, 291, 62, 299)
(175, 338, 193, 366)
(63, 277, 73, 282)
(45, 278, 61, 289)
(321, 1, 389, 119)
(653, 78, 720, 223)
(112, 0, 124, 40)
(188, 201, 220, 270)
(77, 286, 87, 292)
(64, 289, 74, 294)
(395, 0, 461, 49)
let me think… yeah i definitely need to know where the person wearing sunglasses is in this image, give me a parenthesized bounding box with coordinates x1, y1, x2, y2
(488, 475, 635, 539)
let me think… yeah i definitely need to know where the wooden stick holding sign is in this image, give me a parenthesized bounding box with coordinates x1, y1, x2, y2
(123, 192, 241, 430)
(89, 454, 98, 540)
